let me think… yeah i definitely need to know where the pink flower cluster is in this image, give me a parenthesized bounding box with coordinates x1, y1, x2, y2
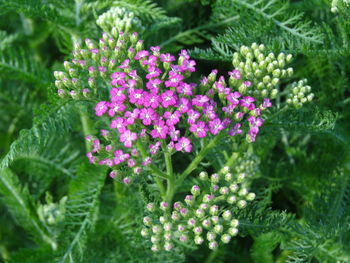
(80, 33, 272, 176)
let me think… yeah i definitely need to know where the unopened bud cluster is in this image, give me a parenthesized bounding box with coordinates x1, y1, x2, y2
(141, 167, 255, 251)
(232, 43, 294, 99)
(97, 7, 145, 34)
(285, 79, 314, 109)
(37, 194, 67, 226)
(331, 0, 350, 12)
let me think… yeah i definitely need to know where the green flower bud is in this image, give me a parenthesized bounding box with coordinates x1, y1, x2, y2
(209, 241, 218, 250)
(214, 224, 223, 234)
(230, 219, 239, 227)
(227, 195, 237, 204)
(228, 227, 238, 236)
(141, 228, 149, 237)
(237, 200, 247, 209)
(246, 192, 256, 201)
(207, 231, 216, 241)
(221, 234, 231, 244)
(194, 236, 204, 245)
(222, 210, 232, 221)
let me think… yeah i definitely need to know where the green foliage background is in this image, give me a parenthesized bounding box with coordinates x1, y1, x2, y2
(0, 0, 349, 262)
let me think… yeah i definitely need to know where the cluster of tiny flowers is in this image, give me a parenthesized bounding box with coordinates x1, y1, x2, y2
(53, 32, 274, 176)
(97, 7, 145, 34)
(141, 167, 255, 251)
(285, 79, 314, 109)
(232, 43, 294, 99)
(331, 0, 350, 12)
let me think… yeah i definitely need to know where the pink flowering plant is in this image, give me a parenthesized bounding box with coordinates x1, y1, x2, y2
(53, 30, 313, 251)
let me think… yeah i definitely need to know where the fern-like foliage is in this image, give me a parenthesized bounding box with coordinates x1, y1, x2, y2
(0, 168, 57, 249)
(0, 48, 51, 87)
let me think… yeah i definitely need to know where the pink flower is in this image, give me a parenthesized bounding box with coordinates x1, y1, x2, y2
(209, 118, 225, 135)
(187, 109, 200, 124)
(150, 120, 169, 139)
(161, 90, 177, 108)
(110, 88, 126, 102)
(228, 123, 242, 136)
(129, 89, 144, 105)
(247, 116, 264, 127)
(111, 72, 126, 86)
(163, 111, 181, 126)
(149, 142, 161, 155)
(177, 98, 191, 113)
(124, 109, 140, 124)
(165, 72, 184, 88)
(181, 59, 196, 72)
(119, 59, 130, 69)
(189, 121, 208, 138)
(262, 98, 272, 109)
(108, 102, 126, 116)
(146, 78, 162, 93)
(160, 53, 175, 62)
(169, 126, 180, 141)
(176, 83, 194, 96)
(226, 91, 241, 105)
(95, 101, 109, 116)
(120, 129, 138, 148)
(192, 95, 210, 107)
(134, 50, 149, 60)
(146, 66, 162, 79)
(143, 92, 160, 109)
(240, 96, 255, 110)
(228, 69, 241, 79)
(110, 117, 127, 133)
(175, 137, 192, 152)
(179, 49, 190, 59)
(140, 108, 158, 126)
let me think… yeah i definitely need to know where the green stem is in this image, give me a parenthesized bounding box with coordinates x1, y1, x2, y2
(80, 111, 93, 152)
(177, 132, 225, 186)
(135, 140, 167, 198)
(161, 141, 175, 203)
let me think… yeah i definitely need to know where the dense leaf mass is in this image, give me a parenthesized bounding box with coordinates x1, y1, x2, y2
(0, 0, 350, 262)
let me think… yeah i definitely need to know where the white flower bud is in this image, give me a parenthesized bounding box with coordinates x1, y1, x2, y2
(164, 223, 172, 231)
(187, 218, 196, 227)
(225, 173, 233, 182)
(219, 186, 229, 195)
(238, 188, 248, 196)
(178, 224, 186, 232)
(209, 241, 218, 250)
(230, 219, 239, 227)
(211, 216, 219, 224)
(207, 232, 216, 241)
(202, 219, 211, 229)
(221, 234, 231, 244)
(246, 192, 256, 201)
(210, 205, 219, 215)
(141, 228, 149, 237)
(227, 195, 237, 204)
(194, 236, 204, 245)
(195, 208, 205, 218)
(228, 227, 238, 236)
(164, 242, 173, 251)
(143, 216, 152, 226)
(194, 226, 203, 234)
(152, 225, 162, 234)
(222, 210, 232, 221)
(191, 185, 201, 196)
(211, 173, 220, 183)
(146, 203, 155, 212)
(237, 200, 247, 208)
(199, 171, 208, 180)
(214, 224, 223, 234)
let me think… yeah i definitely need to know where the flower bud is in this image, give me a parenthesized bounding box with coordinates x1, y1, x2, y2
(246, 192, 256, 201)
(195, 208, 205, 218)
(222, 210, 232, 221)
(185, 195, 194, 205)
(202, 219, 211, 229)
(219, 186, 229, 195)
(194, 236, 204, 245)
(209, 241, 218, 250)
(164, 222, 172, 231)
(179, 234, 188, 242)
(159, 216, 166, 224)
(191, 185, 200, 196)
(211, 173, 220, 183)
(194, 226, 203, 234)
(230, 219, 239, 227)
(199, 171, 208, 180)
(160, 201, 168, 211)
(237, 200, 247, 208)
(221, 234, 231, 244)
(146, 203, 155, 212)
(178, 224, 186, 232)
(171, 211, 180, 221)
(164, 242, 173, 251)
(141, 228, 149, 237)
(228, 227, 238, 236)
(227, 195, 237, 204)
(210, 205, 219, 215)
(143, 216, 152, 226)
(152, 225, 162, 234)
(211, 216, 219, 224)
(214, 224, 223, 234)
(187, 218, 196, 228)
(151, 244, 160, 251)
(203, 194, 215, 203)
(207, 231, 216, 241)
(224, 173, 233, 182)
(238, 188, 248, 196)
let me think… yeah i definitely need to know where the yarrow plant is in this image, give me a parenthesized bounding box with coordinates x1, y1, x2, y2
(53, 29, 313, 251)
